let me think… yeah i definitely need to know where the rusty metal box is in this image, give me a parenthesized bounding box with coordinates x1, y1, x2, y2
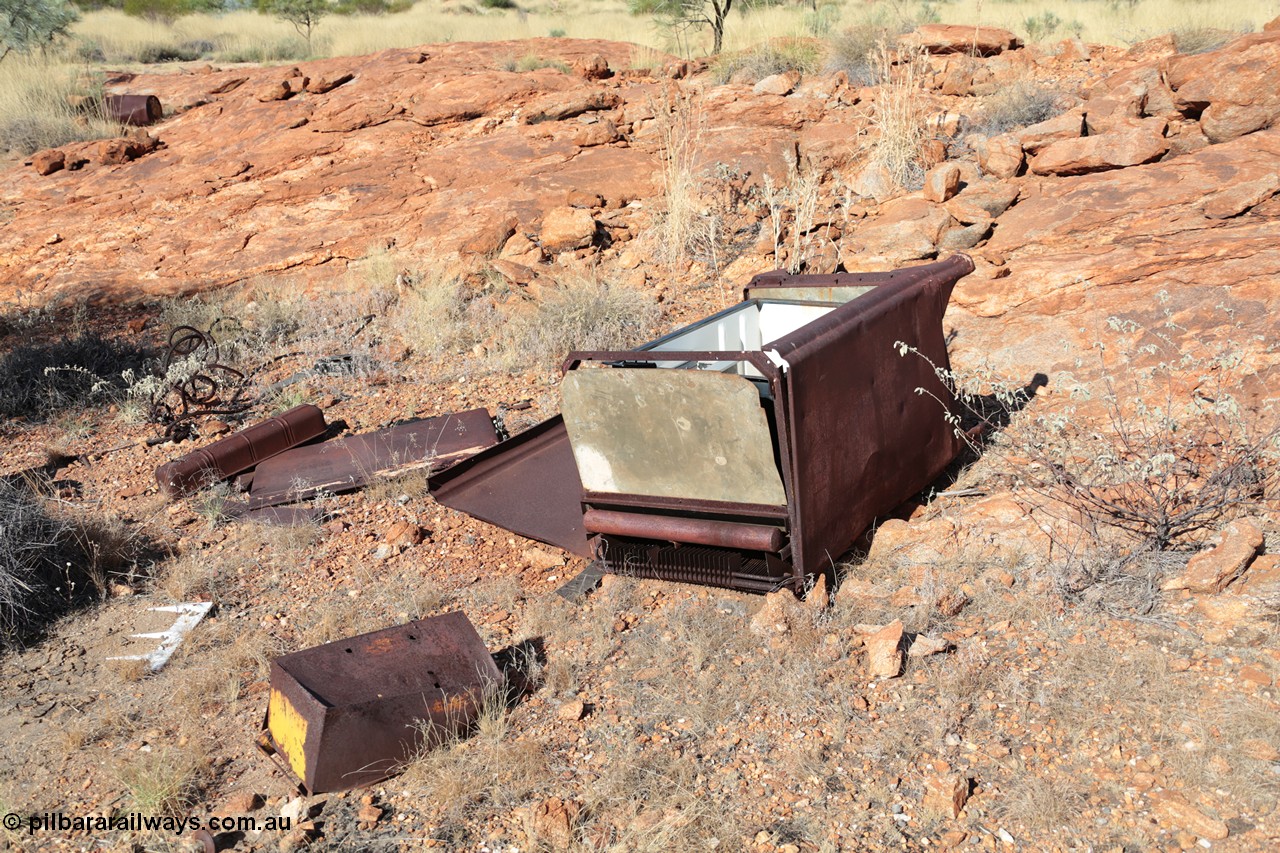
(431, 255, 973, 593)
(261, 611, 501, 794)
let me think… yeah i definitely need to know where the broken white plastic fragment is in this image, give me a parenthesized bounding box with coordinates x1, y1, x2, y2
(107, 602, 213, 673)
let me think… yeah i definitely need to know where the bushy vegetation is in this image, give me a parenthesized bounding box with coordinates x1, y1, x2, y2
(972, 80, 1061, 135)
(709, 37, 823, 84)
(0, 331, 154, 421)
(0, 0, 78, 62)
(0, 476, 147, 648)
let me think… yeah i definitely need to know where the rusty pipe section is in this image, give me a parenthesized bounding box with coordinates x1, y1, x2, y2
(156, 404, 327, 498)
(583, 509, 785, 552)
(104, 94, 162, 127)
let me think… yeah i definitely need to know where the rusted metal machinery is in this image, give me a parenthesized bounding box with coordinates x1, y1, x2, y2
(259, 612, 501, 794)
(431, 255, 974, 593)
(155, 404, 327, 498)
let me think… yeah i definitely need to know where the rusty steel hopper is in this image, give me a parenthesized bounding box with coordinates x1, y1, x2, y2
(431, 255, 974, 593)
(260, 611, 501, 794)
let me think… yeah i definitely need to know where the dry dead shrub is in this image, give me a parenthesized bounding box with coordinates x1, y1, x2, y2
(761, 161, 822, 274)
(651, 90, 721, 270)
(868, 43, 930, 190)
(400, 687, 545, 829)
(497, 275, 659, 368)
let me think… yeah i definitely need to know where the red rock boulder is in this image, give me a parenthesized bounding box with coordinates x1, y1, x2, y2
(902, 24, 1022, 57)
(1030, 117, 1169, 176)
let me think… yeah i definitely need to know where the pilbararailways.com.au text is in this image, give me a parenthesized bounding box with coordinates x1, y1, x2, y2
(11, 812, 293, 836)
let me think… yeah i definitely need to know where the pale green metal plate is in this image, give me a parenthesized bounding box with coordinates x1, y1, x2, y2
(744, 285, 873, 305)
(561, 369, 787, 506)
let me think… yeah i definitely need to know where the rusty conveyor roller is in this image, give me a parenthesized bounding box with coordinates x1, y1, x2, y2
(583, 508, 785, 552)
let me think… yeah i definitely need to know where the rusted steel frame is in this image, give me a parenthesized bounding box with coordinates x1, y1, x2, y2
(565, 350, 803, 588)
(583, 508, 786, 552)
(742, 265, 931, 299)
(155, 404, 327, 498)
(104, 94, 162, 126)
(262, 612, 500, 794)
(767, 254, 973, 576)
(581, 490, 790, 521)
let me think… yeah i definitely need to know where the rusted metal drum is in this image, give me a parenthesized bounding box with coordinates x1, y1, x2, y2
(104, 94, 163, 126)
(155, 404, 327, 498)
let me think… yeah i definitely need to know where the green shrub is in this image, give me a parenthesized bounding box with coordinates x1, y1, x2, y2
(134, 40, 211, 63)
(480, 0, 517, 8)
(825, 25, 894, 85)
(333, 0, 412, 14)
(0, 0, 78, 61)
(217, 37, 308, 63)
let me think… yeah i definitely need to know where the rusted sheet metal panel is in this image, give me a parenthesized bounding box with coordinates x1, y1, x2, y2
(428, 416, 592, 558)
(583, 509, 785, 552)
(104, 94, 162, 126)
(247, 408, 497, 508)
(222, 501, 321, 527)
(262, 612, 500, 794)
(155, 404, 327, 498)
(769, 254, 971, 577)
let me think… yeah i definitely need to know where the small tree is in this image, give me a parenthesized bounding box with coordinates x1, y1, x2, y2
(0, 0, 78, 63)
(261, 0, 328, 55)
(632, 0, 734, 55)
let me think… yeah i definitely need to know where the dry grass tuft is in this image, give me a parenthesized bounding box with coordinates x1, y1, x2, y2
(116, 745, 209, 817)
(497, 275, 659, 368)
(401, 686, 546, 828)
(868, 43, 930, 190)
(710, 38, 824, 84)
(389, 272, 494, 364)
(973, 80, 1061, 136)
(996, 773, 1087, 835)
(0, 56, 122, 155)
